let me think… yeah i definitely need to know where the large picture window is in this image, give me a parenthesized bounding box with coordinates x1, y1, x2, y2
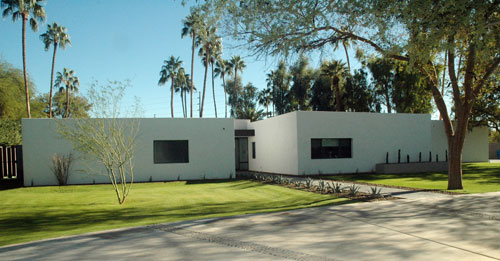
(311, 138, 351, 159)
(154, 140, 189, 163)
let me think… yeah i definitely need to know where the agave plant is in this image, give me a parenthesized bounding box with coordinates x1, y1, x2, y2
(370, 186, 382, 197)
(348, 184, 360, 196)
(305, 178, 314, 189)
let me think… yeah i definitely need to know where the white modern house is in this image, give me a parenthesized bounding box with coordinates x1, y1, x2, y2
(22, 111, 488, 186)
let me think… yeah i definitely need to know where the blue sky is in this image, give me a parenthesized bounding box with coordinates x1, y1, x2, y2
(0, 0, 369, 118)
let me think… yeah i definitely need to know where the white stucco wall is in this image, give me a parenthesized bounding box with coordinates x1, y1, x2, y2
(247, 112, 299, 175)
(431, 121, 489, 162)
(22, 118, 235, 186)
(296, 111, 432, 174)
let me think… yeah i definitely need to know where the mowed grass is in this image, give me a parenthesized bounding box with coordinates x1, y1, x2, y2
(327, 163, 500, 194)
(0, 180, 348, 247)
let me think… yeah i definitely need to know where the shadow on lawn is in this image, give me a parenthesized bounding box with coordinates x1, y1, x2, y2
(0, 196, 344, 247)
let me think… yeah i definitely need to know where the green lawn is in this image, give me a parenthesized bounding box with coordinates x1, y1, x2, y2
(0, 180, 348, 247)
(327, 163, 500, 194)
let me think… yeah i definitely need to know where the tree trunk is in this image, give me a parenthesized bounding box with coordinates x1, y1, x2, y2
(439, 52, 447, 120)
(190, 32, 195, 118)
(49, 43, 58, 118)
(184, 88, 187, 118)
(180, 89, 185, 118)
(211, 62, 217, 118)
(448, 137, 464, 190)
(22, 14, 31, 118)
(171, 76, 175, 118)
(200, 54, 208, 118)
(233, 67, 238, 117)
(385, 87, 392, 113)
(65, 87, 70, 118)
(342, 41, 351, 73)
(223, 74, 227, 118)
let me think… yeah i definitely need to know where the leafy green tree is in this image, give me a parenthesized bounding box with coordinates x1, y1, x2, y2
(1, 0, 46, 118)
(158, 56, 182, 118)
(224, 77, 243, 117)
(0, 119, 22, 145)
(55, 68, 80, 118)
(310, 70, 334, 111)
(321, 60, 347, 112)
(367, 58, 394, 113)
(40, 22, 71, 118)
(470, 74, 500, 133)
(0, 59, 45, 120)
(48, 91, 91, 118)
(227, 55, 246, 116)
(267, 60, 291, 115)
(236, 83, 264, 121)
(343, 69, 379, 112)
(181, 8, 203, 118)
(207, 0, 500, 189)
(391, 62, 433, 114)
(290, 55, 313, 111)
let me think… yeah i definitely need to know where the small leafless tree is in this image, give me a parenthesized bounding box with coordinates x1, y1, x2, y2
(58, 80, 142, 204)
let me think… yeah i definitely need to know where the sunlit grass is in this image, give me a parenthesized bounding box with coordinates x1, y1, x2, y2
(327, 163, 500, 194)
(0, 180, 349, 246)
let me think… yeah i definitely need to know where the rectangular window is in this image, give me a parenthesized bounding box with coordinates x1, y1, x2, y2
(154, 140, 189, 164)
(311, 138, 352, 159)
(252, 142, 256, 159)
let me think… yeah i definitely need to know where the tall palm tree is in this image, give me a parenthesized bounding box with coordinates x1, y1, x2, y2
(2, 0, 46, 118)
(210, 36, 222, 118)
(158, 56, 182, 118)
(321, 60, 347, 112)
(40, 22, 71, 118)
(175, 67, 187, 117)
(227, 55, 246, 117)
(214, 58, 230, 118)
(198, 25, 219, 118)
(181, 10, 202, 118)
(55, 68, 79, 118)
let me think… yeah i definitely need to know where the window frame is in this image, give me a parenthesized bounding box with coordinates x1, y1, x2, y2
(153, 140, 189, 164)
(310, 138, 352, 159)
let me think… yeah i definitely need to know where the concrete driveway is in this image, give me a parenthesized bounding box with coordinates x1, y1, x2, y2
(1, 192, 499, 261)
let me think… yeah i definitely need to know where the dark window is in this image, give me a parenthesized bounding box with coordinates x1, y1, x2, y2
(252, 142, 256, 159)
(311, 138, 352, 159)
(154, 140, 189, 163)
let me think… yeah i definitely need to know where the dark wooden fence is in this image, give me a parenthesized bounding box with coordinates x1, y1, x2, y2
(0, 145, 23, 188)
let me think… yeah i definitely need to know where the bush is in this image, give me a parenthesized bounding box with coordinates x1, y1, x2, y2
(50, 153, 73, 186)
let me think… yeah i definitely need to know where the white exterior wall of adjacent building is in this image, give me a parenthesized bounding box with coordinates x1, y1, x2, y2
(431, 121, 489, 162)
(22, 118, 235, 186)
(295, 111, 432, 175)
(247, 112, 299, 175)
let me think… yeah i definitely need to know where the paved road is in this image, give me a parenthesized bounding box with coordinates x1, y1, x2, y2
(1, 192, 499, 260)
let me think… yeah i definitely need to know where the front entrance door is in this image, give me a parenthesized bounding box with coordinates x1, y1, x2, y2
(235, 138, 249, 171)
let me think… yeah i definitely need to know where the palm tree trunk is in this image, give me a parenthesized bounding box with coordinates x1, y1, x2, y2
(233, 67, 238, 117)
(171, 77, 175, 118)
(222, 74, 227, 118)
(65, 86, 70, 118)
(342, 41, 351, 73)
(333, 78, 342, 112)
(22, 14, 31, 118)
(200, 54, 208, 118)
(190, 33, 195, 118)
(49, 43, 58, 118)
(385, 87, 391, 113)
(184, 88, 188, 118)
(180, 90, 185, 118)
(211, 62, 217, 118)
